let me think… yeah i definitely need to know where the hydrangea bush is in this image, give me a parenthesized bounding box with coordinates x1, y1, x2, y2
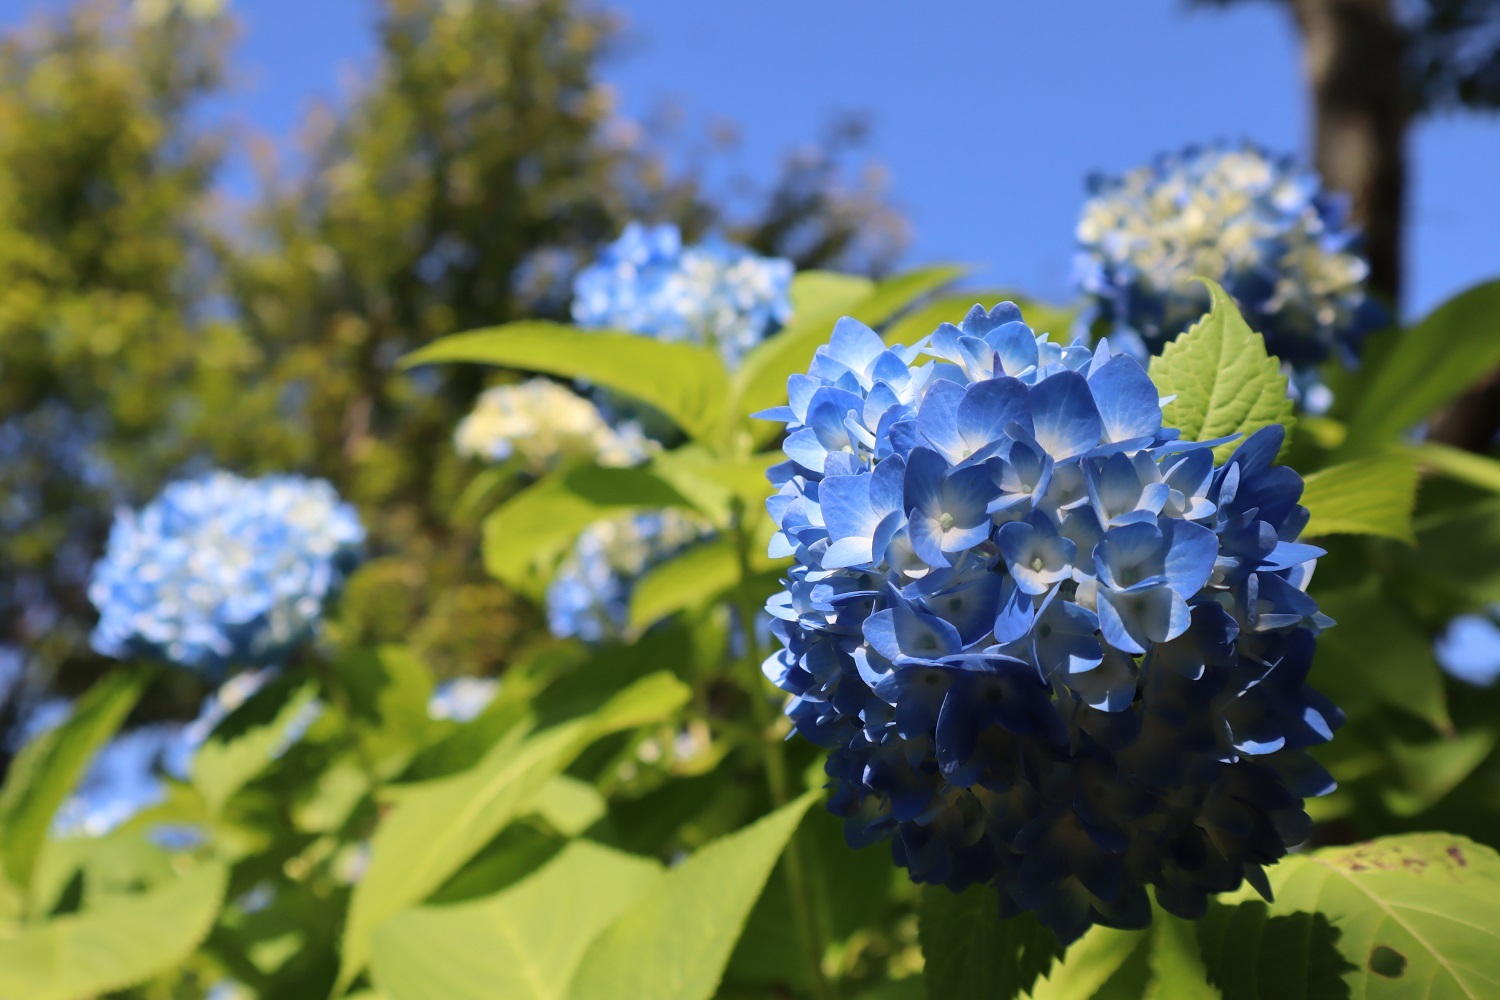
(1075, 143, 1386, 403)
(88, 471, 364, 673)
(759, 304, 1341, 940)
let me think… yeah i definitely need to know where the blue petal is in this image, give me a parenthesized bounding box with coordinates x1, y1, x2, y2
(1029, 371, 1103, 460)
(1087, 354, 1162, 443)
(1160, 518, 1218, 598)
(957, 377, 1033, 456)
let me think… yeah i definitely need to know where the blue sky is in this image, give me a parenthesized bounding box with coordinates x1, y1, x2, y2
(11, 0, 1500, 317)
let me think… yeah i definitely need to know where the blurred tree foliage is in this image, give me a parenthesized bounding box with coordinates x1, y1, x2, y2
(0, 0, 907, 774)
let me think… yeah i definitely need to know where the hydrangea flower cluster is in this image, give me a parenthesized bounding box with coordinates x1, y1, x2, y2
(759, 304, 1342, 941)
(571, 222, 794, 368)
(89, 472, 365, 674)
(1075, 143, 1385, 403)
(1435, 606, 1500, 688)
(547, 510, 712, 643)
(454, 377, 653, 473)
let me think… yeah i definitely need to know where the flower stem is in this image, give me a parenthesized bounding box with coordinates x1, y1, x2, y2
(730, 501, 832, 1000)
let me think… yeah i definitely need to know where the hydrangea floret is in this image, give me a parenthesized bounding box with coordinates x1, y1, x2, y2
(758, 303, 1342, 941)
(547, 510, 713, 643)
(89, 472, 365, 673)
(454, 377, 653, 473)
(1075, 142, 1385, 404)
(571, 221, 794, 368)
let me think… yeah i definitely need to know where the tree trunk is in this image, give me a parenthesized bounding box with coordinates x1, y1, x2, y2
(1291, 0, 1408, 306)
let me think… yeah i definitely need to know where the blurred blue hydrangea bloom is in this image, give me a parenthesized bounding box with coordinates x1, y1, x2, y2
(546, 510, 711, 643)
(758, 304, 1341, 942)
(1075, 143, 1386, 407)
(89, 472, 364, 673)
(1435, 607, 1500, 687)
(571, 221, 794, 368)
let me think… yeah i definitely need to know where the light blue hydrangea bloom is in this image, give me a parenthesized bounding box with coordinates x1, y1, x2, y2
(759, 304, 1341, 942)
(571, 221, 794, 368)
(546, 510, 712, 644)
(428, 676, 500, 722)
(1075, 143, 1386, 405)
(89, 472, 364, 673)
(1435, 607, 1500, 687)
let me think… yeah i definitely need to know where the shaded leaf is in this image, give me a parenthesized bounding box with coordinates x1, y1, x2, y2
(1212, 833, 1500, 998)
(1312, 587, 1452, 732)
(1343, 279, 1500, 454)
(1149, 279, 1294, 461)
(1144, 911, 1217, 1000)
(919, 884, 1061, 1000)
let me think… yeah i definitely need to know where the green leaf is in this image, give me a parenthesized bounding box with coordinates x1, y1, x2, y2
(1299, 450, 1419, 543)
(481, 464, 700, 597)
(1414, 441, 1500, 495)
(0, 860, 226, 1000)
(731, 265, 963, 447)
(918, 884, 1061, 1000)
(1027, 926, 1148, 1000)
(1208, 833, 1500, 998)
(628, 538, 740, 633)
(0, 667, 148, 899)
(789, 270, 877, 318)
(401, 321, 731, 444)
(1343, 279, 1500, 454)
(335, 671, 689, 990)
(1144, 911, 1216, 1000)
(1312, 587, 1452, 732)
(191, 679, 319, 816)
(371, 841, 662, 1000)
(528, 774, 608, 837)
(1380, 727, 1496, 816)
(1149, 279, 1294, 462)
(1407, 498, 1500, 604)
(567, 791, 820, 1000)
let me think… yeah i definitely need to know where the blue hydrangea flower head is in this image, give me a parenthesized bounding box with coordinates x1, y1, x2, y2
(1075, 143, 1386, 404)
(759, 303, 1341, 942)
(546, 509, 712, 643)
(571, 221, 794, 368)
(1435, 606, 1500, 687)
(89, 472, 365, 674)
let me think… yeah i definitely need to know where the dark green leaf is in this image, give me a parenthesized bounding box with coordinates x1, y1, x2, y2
(1343, 279, 1500, 454)
(918, 884, 1061, 1000)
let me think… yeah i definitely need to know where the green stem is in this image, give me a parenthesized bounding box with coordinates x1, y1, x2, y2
(730, 501, 832, 1000)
